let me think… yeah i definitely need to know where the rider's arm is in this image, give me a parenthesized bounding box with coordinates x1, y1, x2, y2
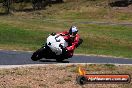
(57, 31, 70, 41)
(66, 34, 80, 51)
(57, 31, 69, 36)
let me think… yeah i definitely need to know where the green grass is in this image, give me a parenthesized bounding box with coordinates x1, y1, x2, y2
(76, 24, 132, 58)
(0, 19, 132, 58)
(0, 22, 50, 50)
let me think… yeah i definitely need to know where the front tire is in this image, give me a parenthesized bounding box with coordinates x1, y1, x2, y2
(31, 48, 44, 61)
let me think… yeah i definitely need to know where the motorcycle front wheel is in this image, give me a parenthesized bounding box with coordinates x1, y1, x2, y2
(31, 48, 44, 61)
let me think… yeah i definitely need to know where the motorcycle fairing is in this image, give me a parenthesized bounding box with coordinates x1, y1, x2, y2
(46, 34, 68, 55)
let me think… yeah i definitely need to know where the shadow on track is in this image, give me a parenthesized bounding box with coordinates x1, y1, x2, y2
(39, 59, 69, 63)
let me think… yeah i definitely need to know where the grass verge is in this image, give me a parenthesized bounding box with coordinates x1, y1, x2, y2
(0, 18, 132, 58)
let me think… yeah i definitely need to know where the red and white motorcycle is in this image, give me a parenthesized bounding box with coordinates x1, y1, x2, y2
(31, 33, 69, 62)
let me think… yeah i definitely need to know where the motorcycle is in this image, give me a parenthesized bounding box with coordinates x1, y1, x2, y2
(31, 33, 69, 62)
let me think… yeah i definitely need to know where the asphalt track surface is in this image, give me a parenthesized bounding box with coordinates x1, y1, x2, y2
(0, 50, 132, 66)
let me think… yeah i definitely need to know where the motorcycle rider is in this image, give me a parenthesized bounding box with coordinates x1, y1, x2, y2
(57, 26, 83, 58)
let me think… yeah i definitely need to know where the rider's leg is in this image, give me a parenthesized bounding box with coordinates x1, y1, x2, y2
(76, 38, 83, 48)
(62, 48, 73, 58)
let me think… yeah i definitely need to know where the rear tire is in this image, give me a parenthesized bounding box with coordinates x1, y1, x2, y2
(31, 48, 44, 61)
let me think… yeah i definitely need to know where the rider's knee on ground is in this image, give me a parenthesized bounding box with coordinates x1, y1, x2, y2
(67, 53, 73, 58)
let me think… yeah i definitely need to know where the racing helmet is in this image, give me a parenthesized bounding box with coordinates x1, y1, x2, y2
(69, 26, 78, 36)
